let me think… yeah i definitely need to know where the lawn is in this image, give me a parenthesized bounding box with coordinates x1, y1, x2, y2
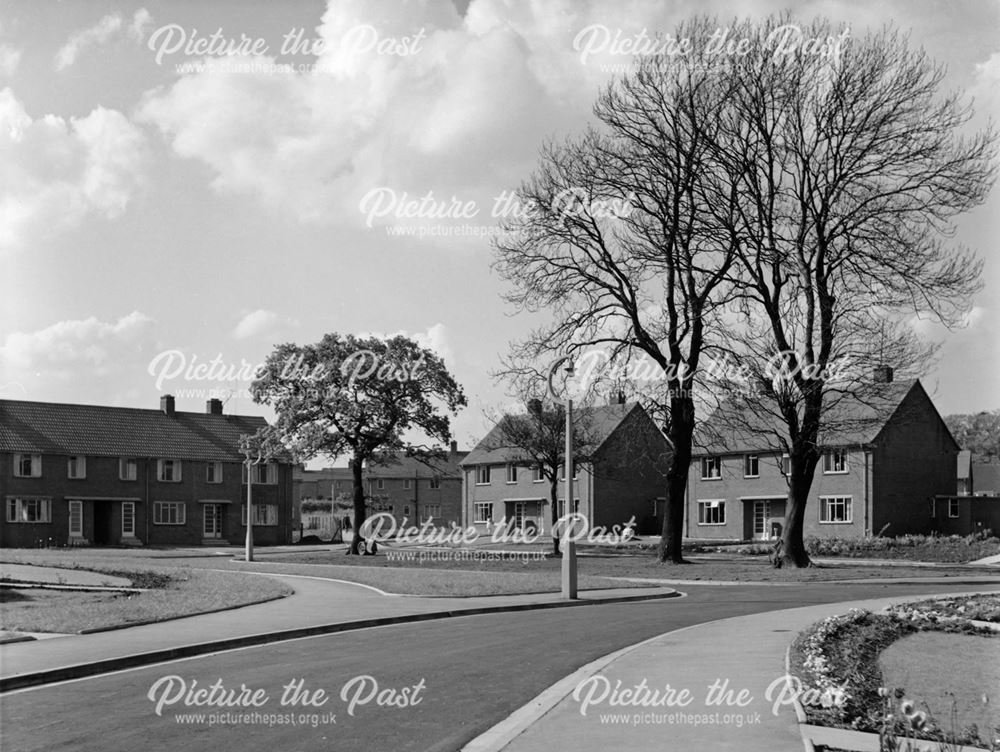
(0, 554, 292, 633)
(880, 631, 999, 744)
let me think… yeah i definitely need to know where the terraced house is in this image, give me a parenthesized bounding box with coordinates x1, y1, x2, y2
(0, 396, 293, 548)
(687, 372, 960, 541)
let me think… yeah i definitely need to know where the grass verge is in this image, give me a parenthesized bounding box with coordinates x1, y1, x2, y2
(0, 555, 291, 633)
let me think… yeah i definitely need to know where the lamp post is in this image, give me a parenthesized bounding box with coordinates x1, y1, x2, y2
(548, 355, 578, 600)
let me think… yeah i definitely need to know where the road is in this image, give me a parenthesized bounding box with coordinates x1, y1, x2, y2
(1, 580, 996, 752)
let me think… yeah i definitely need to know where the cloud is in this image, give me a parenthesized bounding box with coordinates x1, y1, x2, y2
(0, 88, 148, 253)
(0, 312, 155, 382)
(233, 309, 284, 340)
(0, 45, 20, 76)
(54, 8, 152, 70)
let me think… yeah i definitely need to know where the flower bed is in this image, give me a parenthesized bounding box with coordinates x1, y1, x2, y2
(789, 603, 998, 750)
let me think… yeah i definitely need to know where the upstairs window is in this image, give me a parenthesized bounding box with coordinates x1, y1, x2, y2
(67, 455, 87, 479)
(476, 465, 491, 485)
(506, 464, 518, 483)
(823, 450, 848, 474)
(743, 455, 759, 478)
(701, 457, 721, 480)
(119, 457, 138, 481)
(157, 459, 182, 482)
(13, 454, 41, 478)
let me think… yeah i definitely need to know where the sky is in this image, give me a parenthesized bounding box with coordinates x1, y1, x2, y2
(0, 0, 997, 462)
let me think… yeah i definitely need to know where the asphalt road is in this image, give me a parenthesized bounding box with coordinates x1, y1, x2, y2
(1, 580, 996, 752)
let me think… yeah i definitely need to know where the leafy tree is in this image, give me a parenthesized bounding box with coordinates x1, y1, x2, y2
(250, 333, 466, 554)
(945, 410, 1000, 461)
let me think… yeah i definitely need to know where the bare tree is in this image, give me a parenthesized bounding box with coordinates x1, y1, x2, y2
(707, 16, 996, 565)
(495, 17, 746, 563)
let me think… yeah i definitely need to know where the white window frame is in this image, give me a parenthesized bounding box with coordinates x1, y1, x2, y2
(743, 454, 759, 478)
(476, 465, 491, 485)
(429, 475, 441, 489)
(153, 501, 186, 525)
(532, 465, 544, 482)
(376, 477, 385, 490)
(823, 450, 848, 474)
(68, 499, 83, 536)
(252, 462, 277, 485)
(422, 503, 441, 522)
(403, 478, 411, 490)
(6, 497, 51, 523)
(781, 453, 791, 475)
(402, 504, 411, 517)
(157, 459, 182, 483)
(474, 501, 492, 523)
(206, 461, 223, 484)
(697, 499, 726, 525)
(819, 496, 853, 524)
(506, 464, 518, 484)
(13, 453, 41, 478)
(67, 455, 87, 479)
(241, 503, 278, 526)
(948, 498, 960, 518)
(557, 498, 580, 517)
(701, 456, 721, 480)
(119, 457, 138, 481)
(559, 461, 579, 480)
(122, 501, 136, 537)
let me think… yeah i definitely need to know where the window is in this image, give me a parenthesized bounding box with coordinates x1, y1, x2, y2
(697, 500, 726, 525)
(402, 504, 411, 517)
(422, 503, 441, 522)
(376, 477, 385, 490)
(157, 459, 182, 482)
(69, 500, 83, 536)
(13, 454, 41, 478)
(559, 461, 578, 480)
(67, 456, 87, 479)
(532, 465, 544, 482)
(929, 498, 936, 518)
(119, 457, 138, 481)
(506, 464, 518, 483)
(819, 496, 852, 524)
(122, 501, 136, 536)
(6, 497, 51, 523)
(242, 504, 278, 526)
(948, 498, 960, 518)
(403, 479, 411, 490)
(429, 476, 441, 489)
(743, 455, 759, 478)
(823, 450, 848, 474)
(557, 498, 580, 516)
(206, 462, 223, 484)
(476, 465, 491, 485)
(153, 501, 186, 525)
(252, 462, 277, 484)
(474, 501, 492, 523)
(701, 457, 721, 480)
(781, 454, 791, 475)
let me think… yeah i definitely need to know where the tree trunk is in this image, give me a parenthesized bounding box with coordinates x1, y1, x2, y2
(549, 477, 560, 556)
(659, 395, 694, 564)
(349, 457, 365, 555)
(781, 463, 813, 567)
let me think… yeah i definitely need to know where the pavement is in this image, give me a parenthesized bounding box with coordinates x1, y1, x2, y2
(0, 562, 132, 587)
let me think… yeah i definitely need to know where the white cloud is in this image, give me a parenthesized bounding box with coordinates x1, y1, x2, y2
(0, 88, 148, 253)
(54, 8, 152, 70)
(0, 312, 155, 381)
(233, 309, 282, 340)
(0, 45, 20, 76)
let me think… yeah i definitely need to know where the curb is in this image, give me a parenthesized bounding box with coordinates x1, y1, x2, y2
(0, 589, 679, 693)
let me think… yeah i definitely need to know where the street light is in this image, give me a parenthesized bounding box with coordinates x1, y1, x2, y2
(547, 355, 578, 600)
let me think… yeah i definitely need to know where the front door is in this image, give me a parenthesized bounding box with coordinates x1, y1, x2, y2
(753, 500, 770, 540)
(203, 504, 222, 539)
(92, 502, 113, 546)
(513, 501, 526, 530)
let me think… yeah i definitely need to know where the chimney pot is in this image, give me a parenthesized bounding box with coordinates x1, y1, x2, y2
(206, 398, 223, 415)
(160, 394, 175, 416)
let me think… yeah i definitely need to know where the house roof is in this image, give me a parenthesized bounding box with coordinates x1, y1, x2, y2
(367, 452, 468, 479)
(0, 399, 269, 462)
(692, 380, 940, 455)
(460, 401, 641, 466)
(973, 462, 1000, 495)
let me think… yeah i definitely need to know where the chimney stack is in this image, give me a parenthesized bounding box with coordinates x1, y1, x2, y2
(873, 365, 894, 384)
(160, 394, 175, 416)
(206, 398, 223, 415)
(450, 440, 458, 454)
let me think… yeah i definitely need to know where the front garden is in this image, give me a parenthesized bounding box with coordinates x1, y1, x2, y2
(788, 594, 1000, 751)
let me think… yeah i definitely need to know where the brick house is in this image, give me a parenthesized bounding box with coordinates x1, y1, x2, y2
(460, 401, 669, 535)
(0, 396, 293, 548)
(366, 444, 468, 528)
(687, 376, 960, 541)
